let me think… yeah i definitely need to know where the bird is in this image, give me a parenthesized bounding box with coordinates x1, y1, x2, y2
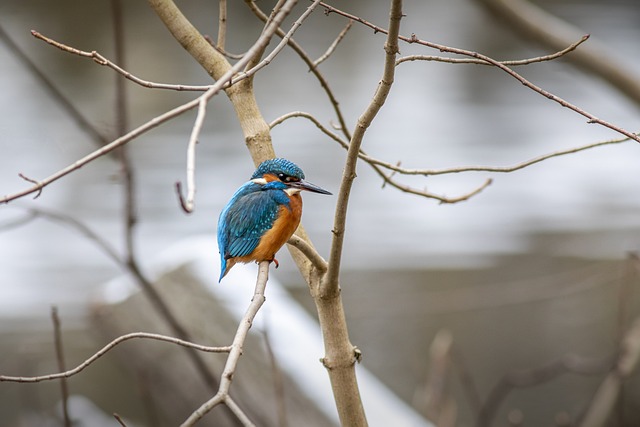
(217, 158, 332, 281)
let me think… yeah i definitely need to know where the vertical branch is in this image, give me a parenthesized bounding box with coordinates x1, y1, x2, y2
(217, 0, 227, 50)
(111, 0, 137, 261)
(323, 0, 402, 295)
(51, 306, 72, 427)
(308, 2, 403, 426)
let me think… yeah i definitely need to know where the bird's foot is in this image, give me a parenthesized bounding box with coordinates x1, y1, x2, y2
(272, 258, 280, 269)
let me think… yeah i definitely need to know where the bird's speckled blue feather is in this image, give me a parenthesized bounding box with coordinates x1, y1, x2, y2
(252, 158, 305, 180)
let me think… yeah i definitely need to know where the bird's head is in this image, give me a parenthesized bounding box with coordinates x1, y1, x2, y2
(251, 158, 332, 196)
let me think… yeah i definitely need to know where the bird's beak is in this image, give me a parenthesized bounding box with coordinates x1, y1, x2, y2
(291, 179, 332, 195)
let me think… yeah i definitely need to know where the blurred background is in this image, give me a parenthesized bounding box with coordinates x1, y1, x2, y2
(1, 0, 640, 426)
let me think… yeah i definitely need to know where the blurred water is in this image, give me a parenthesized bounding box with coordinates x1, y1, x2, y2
(1, 0, 640, 316)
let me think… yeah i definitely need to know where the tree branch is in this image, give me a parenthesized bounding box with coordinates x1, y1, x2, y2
(396, 34, 589, 67)
(31, 30, 211, 92)
(0, 332, 230, 383)
(320, 2, 640, 144)
(181, 261, 270, 426)
(475, 0, 640, 106)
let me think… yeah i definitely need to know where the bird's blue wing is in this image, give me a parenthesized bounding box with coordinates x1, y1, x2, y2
(218, 187, 279, 260)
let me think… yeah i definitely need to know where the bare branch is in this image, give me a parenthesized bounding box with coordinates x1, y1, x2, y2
(362, 135, 635, 177)
(247, 1, 352, 141)
(18, 173, 43, 198)
(313, 19, 353, 67)
(217, 0, 227, 50)
(51, 307, 72, 427)
(271, 111, 492, 202)
(177, 97, 206, 213)
(475, 0, 640, 106)
(113, 413, 128, 427)
(181, 261, 270, 426)
(31, 30, 212, 92)
(1, 97, 200, 204)
(0, 332, 231, 383)
(5, 0, 310, 206)
(287, 234, 328, 273)
(270, 111, 346, 146)
(319, 2, 640, 144)
(225, 397, 257, 427)
(173, 0, 321, 212)
(325, 0, 403, 295)
(396, 34, 589, 66)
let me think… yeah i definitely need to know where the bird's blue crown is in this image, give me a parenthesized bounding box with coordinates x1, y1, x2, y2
(252, 158, 305, 180)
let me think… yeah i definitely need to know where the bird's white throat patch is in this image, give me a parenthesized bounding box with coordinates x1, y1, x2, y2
(251, 178, 268, 185)
(284, 187, 302, 196)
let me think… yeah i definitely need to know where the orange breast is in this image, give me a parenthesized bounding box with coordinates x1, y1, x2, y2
(235, 193, 302, 264)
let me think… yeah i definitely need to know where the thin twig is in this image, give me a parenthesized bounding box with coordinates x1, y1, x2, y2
(177, 97, 206, 213)
(1, 96, 199, 204)
(357, 136, 634, 176)
(396, 34, 589, 66)
(177, 0, 319, 212)
(247, 0, 352, 141)
(287, 234, 328, 273)
(476, 0, 640, 106)
(271, 110, 493, 202)
(319, 2, 640, 144)
(217, 0, 227, 50)
(31, 30, 212, 92)
(204, 34, 246, 60)
(181, 261, 270, 426)
(225, 396, 257, 427)
(18, 173, 43, 199)
(313, 19, 353, 67)
(51, 307, 72, 427)
(113, 413, 128, 427)
(0, 332, 231, 383)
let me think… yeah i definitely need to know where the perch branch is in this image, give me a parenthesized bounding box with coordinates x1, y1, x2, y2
(181, 261, 270, 426)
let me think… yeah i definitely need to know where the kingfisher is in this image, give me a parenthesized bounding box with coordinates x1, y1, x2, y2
(217, 158, 332, 281)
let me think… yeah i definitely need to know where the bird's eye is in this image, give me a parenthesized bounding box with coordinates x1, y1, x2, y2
(277, 173, 299, 183)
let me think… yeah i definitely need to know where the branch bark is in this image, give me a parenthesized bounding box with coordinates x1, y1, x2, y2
(475, 0, 640, 107)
